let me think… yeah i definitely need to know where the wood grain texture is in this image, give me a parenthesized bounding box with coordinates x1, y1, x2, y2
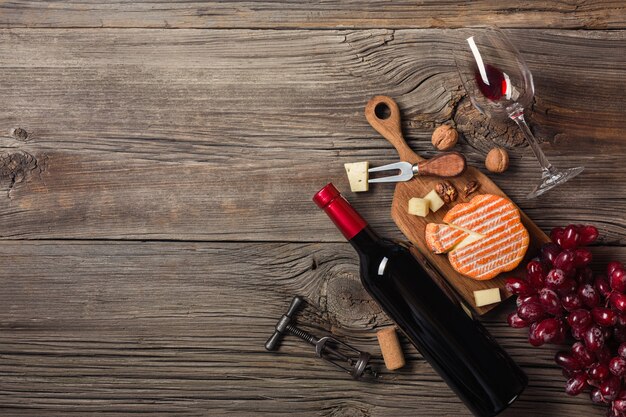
(0, 29, 624, 243)
(0, 1, 625, 29)
(1, 241, 624, 416)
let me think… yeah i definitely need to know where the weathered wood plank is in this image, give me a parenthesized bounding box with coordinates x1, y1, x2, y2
(0, 29, 624, 242)
(1, 241, 623, 415)
(0, 1, 625, 29)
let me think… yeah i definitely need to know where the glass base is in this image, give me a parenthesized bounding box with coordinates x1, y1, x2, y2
(527, 166, 585, 199)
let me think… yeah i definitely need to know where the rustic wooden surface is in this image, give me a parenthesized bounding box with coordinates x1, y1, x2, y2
(1, 3, 625, 416)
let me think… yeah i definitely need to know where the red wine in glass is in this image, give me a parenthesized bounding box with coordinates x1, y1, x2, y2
(475, 64, 507, 101)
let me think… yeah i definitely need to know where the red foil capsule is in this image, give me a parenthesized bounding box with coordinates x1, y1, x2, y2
(313, 183, 367, 240)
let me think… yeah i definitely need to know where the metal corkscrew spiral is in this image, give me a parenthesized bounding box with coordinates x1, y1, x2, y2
(265, 296, 377, 380)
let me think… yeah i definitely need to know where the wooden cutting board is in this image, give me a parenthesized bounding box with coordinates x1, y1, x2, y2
(365, 95, 550, 315)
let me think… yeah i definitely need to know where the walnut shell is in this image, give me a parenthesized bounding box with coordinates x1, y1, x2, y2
(485, 147, 509, 173)
(431, 125, 458, 151)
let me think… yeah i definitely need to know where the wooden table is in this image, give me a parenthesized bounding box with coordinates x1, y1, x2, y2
(1, 2, 625, 416)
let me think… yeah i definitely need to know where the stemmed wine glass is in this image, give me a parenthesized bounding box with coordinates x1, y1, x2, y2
(453, 26, 584, 198)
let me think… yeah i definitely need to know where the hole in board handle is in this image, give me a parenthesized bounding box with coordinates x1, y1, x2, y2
(374, 102, 391, 120)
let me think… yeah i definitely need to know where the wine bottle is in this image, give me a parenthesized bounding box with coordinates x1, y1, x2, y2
(313, 183, 527, 417)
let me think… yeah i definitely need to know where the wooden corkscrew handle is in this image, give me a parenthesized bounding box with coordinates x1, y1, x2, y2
(416, 152, 466, 177)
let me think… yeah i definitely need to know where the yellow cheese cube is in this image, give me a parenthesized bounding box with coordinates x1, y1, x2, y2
(344, 162, 369, 192)
(408, 198, 429, 217)
(473, 288, 501, 307)
(424, 189, 445, 213)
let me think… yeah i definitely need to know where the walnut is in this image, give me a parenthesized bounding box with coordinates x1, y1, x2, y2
(485, 147, 509, 173)
(435, 181, 458, 203)
(463, 180, 480, 197)
(431, 125, 458, 151)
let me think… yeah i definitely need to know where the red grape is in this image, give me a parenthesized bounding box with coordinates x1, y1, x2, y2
(588, 362, 610, 381)
(578, 284, 600, 308)
(572, 342, 596, 367)
(608, 262, 625, 277)
(600, 375, 621, 401)
(565, 373, 588, 396)
(567, 309, 592, 330)
(593, 307, 618, 327)
(518, 302, 545, 323)
(516, 294, 539, 308)
(560, 225, 581, 250)
(611, 269, 626, 292)
(554, 250, 576, 273)
(507, 312, 528, 328)
(538, 288, 562, 316)
(591, 388, 606, 404)
(595, 275, 612, 298)
(530, 318, 560, 346)
(611, 293, 626, 312)
(526, 260, 546, 288)
(541, 242, 562, 266)
(546, 269, 567, 289)
(578, 225, 599, 245)
(505, 277, 533, 296)
(562, 293, 583, 311)
(585, 325, 605, 351)
(610, 357, 626, 377)
(555, 351, 583, 371)
(573, 248, 593, 268)
(550, 227, 565, 246)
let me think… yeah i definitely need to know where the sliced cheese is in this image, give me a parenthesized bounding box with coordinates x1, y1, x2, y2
(473, 288, 501, 307)
(456, 229, 485, 249)
(424, 189, 445, 213)
(408, 198, 429, 217)
(344, 162, 369, 192)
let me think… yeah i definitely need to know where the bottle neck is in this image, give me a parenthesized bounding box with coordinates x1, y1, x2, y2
(313, 183, 367, 240)
(348, 226, 382, 256)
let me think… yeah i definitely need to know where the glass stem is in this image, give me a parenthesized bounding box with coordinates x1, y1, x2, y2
(510, 111, 557, 177)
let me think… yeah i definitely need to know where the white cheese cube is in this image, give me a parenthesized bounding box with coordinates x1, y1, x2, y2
(408, 198, 429, 217)
(424, 189, 445, 212)
(344, 162, 369, 192)
(473, 288, 501, 307)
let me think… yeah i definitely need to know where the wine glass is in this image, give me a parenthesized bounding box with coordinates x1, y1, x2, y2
(453, 26, 584, 198)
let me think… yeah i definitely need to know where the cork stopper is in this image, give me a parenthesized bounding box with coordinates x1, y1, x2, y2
(376, 326, 405, 371)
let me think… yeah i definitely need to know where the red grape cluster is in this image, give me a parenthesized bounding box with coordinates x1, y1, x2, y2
(505, 224, 626, 416)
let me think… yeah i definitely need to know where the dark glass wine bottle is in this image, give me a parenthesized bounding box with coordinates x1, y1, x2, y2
(313, 183, 527, 417)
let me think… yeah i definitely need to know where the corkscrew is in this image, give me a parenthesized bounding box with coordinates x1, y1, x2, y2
(265, 296, 377, 380)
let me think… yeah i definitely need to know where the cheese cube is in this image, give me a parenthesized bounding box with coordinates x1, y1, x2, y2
(473, 288, 501, 307)
(408, 198, 429, 217)
(424, 189, 445, 213)
(344, 162, 369, 192)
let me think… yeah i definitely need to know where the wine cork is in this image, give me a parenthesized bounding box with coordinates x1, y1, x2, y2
(376, 326, 405, 371)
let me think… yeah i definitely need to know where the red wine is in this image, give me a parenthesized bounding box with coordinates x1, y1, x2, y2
(314, 184, 526, 417)
(475, 64, 508, 101)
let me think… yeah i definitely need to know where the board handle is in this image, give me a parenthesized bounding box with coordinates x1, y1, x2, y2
(417, 152, 466, 177)
(365, 96, 423, 164)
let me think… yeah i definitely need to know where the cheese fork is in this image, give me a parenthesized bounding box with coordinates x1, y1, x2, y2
(368, 152, 466, 183)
